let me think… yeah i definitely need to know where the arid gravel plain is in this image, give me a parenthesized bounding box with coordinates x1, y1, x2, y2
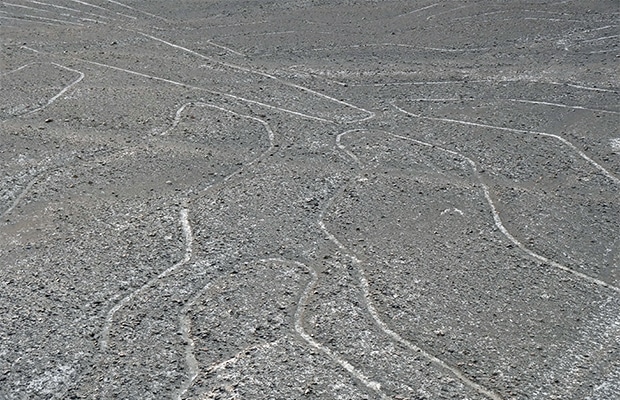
(1, 1, 619, 399)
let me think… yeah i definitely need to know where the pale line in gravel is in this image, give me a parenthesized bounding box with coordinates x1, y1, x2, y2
(352, 80, 486, 87)
(270, 258, 387, 399)
(310, 43, 488, 53)
(393, 3, 439, 18)
(497, 78, 617, 93)
(336, 129, 363, 168)
(331, 128, 620, 399)
(175, 281, 211, 400)
(24, 63, 85, 115)
(27, 0, 115, 21)
(79, 58, 332, 123)
(102, 0, 169, 22)
(1, 62, 37, 75)
(0, 175, 40, 220)
(286, 65, 349, 87)
(3, 1, 53, 14)
(0, 14, 60, 26)
(160, 101, 275, 150)
(0, 10, 84, 25)
(563, 83, 616, 93)
(317, 182, 503, 400)
(21, 45, 39, 53)
(99, 208, 193, 351)
(204, 39, 244, 57)
(202, 339, 283, 375)
(579, 25, 614, 34)
(509, 99, 619, 115)
(589, 49, 618, 54)
(175, 256, 387, 399)
(135, 31, 376, 124)
(426, 4, 472, 20)
(386, 109, 620, 292)
(66, 0, 136, 19)
(580, 34, 620, 43)
(392, 103, 620, 184)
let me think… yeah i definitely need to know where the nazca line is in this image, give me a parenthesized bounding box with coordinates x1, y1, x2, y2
(66, 0, 136, 19)
(101, 101, 276, 352)
(319, 150, 504, 400)
(0, 63, 84, 219)
(160, 101, 274, 144)
(79, 58, 333, 123)
(340, 126, 620, 296)
(171, 105, 276, 398)
(26, 0, 115, 21)
(509, 99, 619, 115)
(99, 208, 193, 351)
(0, 10, 84, 25)
(175, 257, 386, 399)
(134, 30, 375, 124)
(392, 103, 619, 185)
(25, 63, 85, 115)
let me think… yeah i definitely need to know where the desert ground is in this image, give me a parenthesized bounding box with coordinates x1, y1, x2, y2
(1, 1, 619, 399)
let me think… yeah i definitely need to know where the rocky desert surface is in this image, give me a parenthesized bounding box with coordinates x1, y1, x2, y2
(1, 1, 619, 399)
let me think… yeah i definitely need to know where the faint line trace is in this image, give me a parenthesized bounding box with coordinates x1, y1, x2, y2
(100, 207, 193, 351)
(391, 103, 620, 184)
(134, 30, 375, 123)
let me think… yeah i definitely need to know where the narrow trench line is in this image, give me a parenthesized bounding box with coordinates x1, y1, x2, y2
(99, 207, 193, 351)
(318, 177, 503, 400)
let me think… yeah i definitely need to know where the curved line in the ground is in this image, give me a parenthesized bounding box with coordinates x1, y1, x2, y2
(25, 63, 85, 115)
(271, 258, 388, 399)
(134, 30, 376, 124)
(391, 102, 619, 184)
(318, 182, 504, 400)
(99, 207, 193, 351)
(337, 127, 620, 292)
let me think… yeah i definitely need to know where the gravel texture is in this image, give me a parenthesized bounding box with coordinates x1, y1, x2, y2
(1, 1, 619, 399)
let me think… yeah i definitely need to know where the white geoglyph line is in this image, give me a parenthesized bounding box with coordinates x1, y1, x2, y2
(336, 129, 363, 168)
(509, 99, 619, 115)
(66, 0, 136, 19)
(102, 0, 169, 21)
(392, 103, 620, 184)
(202, 339, 283, 376)
(394, 3, 439, 18)
(160, 101, 275, 152)
(589, 49, 618, 54)
(310, 43, 488, 53)
(0, 10, 84, 25)
(269, 258, 388, 399)
(286, 65, 349, 87)
(20, 45, 39, 53)
(0, 175, 40, 220)
(3, 1, 52, 14)
(317, 181, 503, 400)
(173, 106, 276, 396)
(1, 62, 37, 75)
(24, 63, 85, 115)
(79, 58, 332, 123)
(580, 34, 620, 43)
(563, 83, 616, 93)
(174, 281, 210, 400)
(99, 208, 193, 351)
(204, 39, 244, 57)
(135, 31, 375, 123)
(352, 80, 487, 87)
(175, 256, 387, 399)
(426, 4, 472, 20)
(387, 108, 620, 292)
(27, 0, 115, 21)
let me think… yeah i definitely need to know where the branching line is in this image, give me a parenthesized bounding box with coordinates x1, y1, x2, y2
(391, 103, 619, 184)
